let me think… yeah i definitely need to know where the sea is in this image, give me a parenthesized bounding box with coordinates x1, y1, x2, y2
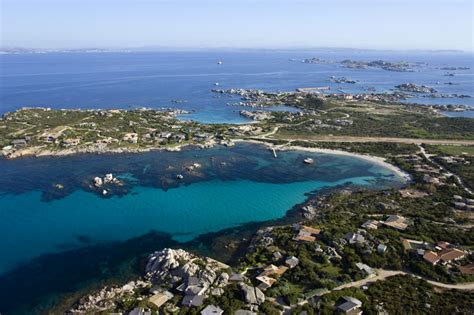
(1, 49, 473, 121)
(0, 49, 471, 313)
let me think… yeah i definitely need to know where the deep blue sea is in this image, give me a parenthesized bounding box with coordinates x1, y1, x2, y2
(1, 50, 473, 121)
(0, 49, 470, 313)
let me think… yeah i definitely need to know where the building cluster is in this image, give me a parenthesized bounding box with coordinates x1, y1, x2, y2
(1, 108, 243, 159)
(360, 214, 410, 231)
(402, 239, 471, 273)
(403, 154, 453, 187)
(293, 224, 321, 242)
(439, 155, 470, 165)
(324, 92, 407, 103)
(239, 110, 273, 121)
(453, 195, 474, 211)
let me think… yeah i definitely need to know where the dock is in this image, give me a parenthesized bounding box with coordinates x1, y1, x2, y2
(272, 148, 277, 158)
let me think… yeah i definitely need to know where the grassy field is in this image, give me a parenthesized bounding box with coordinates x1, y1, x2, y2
(425, 144, 474, 156)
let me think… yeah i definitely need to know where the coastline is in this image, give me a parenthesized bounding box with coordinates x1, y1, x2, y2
(285, 145, 412, 182)
(233, 139, 412, 182)
(1, 142, 205, 159)
(0, 139, 413, 314)
(2, 137, 411, 183)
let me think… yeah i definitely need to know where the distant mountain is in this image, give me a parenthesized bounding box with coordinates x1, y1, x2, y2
(0, 47, 133, 54)
(0, 46, 467, 55)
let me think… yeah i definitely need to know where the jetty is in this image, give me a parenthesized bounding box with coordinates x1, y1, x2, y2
(272, 148, 278, 158)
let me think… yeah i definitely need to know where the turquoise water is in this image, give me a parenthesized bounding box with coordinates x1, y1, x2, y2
(0, 143, 407, 313)
(0, 143, 405, 276)
(0, 177, 375, 274)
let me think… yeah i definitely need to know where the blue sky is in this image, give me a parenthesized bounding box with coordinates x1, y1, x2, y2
(1, 0, 473, 51)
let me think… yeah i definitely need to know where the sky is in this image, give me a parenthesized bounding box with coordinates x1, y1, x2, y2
(1, 0, 473, 51)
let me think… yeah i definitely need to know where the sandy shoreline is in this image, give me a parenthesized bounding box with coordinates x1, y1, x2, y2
(287, 145, 411, 182)
(234, 139, 412, 182)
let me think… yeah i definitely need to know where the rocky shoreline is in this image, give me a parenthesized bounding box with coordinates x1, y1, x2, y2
(1, 139, 222, 160)
(69, 248, 231, 314)
(65, 184, 350, 314)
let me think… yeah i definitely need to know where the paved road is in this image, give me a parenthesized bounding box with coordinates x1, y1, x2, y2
(332, 269, 404, 291)
(332, 269, 474, 291)
(295, 268, 474, 310)
(270, 135, 474, 145)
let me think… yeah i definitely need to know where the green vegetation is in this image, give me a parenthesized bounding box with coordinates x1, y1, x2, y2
(235, 146, 474, 309)
(3, 93, 474, 313)
(424, 144, 474, 189)
(0, 108, 268, 158)
(425, 144, 474, 156)
(204, 284, 246, 314)
(270, 98, 474, 140)
(277, 114, 474, 140)
(320, 275, 474, 314)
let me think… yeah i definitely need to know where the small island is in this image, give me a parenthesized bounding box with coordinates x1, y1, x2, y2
(300, 57, 422, 72)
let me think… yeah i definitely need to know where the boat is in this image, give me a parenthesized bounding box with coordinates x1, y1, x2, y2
(176, 174, 184, 180)
(217, 61, 223, 65)
(303, 158, 314, 164)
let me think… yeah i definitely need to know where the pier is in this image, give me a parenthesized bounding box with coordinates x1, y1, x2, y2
(272, 148, 277, 158)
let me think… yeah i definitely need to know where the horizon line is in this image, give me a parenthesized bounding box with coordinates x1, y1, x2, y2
(1, 45, 472, 54)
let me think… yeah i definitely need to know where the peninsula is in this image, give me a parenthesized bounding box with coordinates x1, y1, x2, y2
(2, 90, 474, 160)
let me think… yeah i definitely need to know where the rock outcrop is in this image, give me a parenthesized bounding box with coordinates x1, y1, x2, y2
(395, 83, 437, 94)
(69, 248, 229, 314)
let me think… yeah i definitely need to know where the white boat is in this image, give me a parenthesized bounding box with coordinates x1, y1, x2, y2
(176, 174, 184, 180)
(303, 158, 314, 164)
(217, 61, 223, 65)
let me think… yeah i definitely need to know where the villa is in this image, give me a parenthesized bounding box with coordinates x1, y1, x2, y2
(345, 232, 366, 244)
(181, 294, 205, 307)
(201, 305, 224, 315)
(423, 244, 465, 265)
(355, 262, 375, 276)
(148, 291, 173, 308)
(123, 132, 138, 143)
(336, 296, 363, 315)
(294, 225, 321, 242)
(459, 263, 474, 275)
(256, 275, 277, 290)
(382, 215, 409, 230)
(285, 256, 300, 269)
(361, 220, 380, 230)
